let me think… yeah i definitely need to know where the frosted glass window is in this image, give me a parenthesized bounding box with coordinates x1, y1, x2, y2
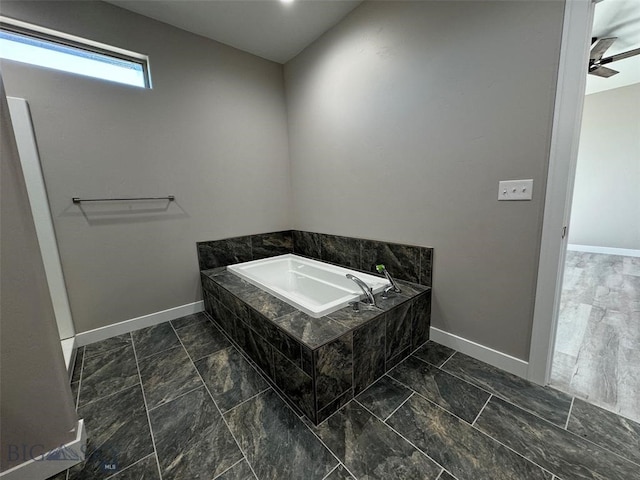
(0, 28, 150, 88)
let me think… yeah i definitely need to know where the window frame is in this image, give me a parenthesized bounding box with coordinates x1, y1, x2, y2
(0, 16, 152, 89)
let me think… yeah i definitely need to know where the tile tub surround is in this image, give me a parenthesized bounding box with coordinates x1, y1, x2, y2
(201, 266, 431, 424)
(197, 230, 434, 287)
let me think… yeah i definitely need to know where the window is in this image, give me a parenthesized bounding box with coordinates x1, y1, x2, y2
(0, 17, 151, 88)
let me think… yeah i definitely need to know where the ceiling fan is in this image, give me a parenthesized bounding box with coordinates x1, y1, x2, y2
(589, 37, 640, 78)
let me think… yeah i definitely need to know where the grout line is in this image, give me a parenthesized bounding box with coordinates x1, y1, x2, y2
(434, 469, 444, 480)
(472, 394, 493, 427)
(146, 385, 206, 412)
(170, 322, 262, 480)
(353, 398, 386, 423)
(321, 462, 340, 480)
(130, 333, 164, 480)
(564, 397, 575, 430)
(75, 346, 86, 409)
(384, 392, 415, 422)
(222, 386, 272, 415)
(211, 456, 245, 480)
(438, 350, 457, 369)
(104, 453, 155, 480)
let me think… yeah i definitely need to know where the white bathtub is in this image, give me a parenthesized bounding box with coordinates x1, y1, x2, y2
(227, 254, 389, 318)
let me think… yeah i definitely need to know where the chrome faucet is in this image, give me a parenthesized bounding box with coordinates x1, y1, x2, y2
(346, 274, 377, 307)
(376, 264, 402, 298)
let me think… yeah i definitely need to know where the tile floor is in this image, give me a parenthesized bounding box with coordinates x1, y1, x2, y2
(49, 312, 640, 480)
(551, 251, 640, 422)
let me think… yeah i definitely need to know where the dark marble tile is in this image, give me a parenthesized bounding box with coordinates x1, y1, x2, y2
(251, 231, 293, 260)
(108, 454, 160, 479)
(352, 316, 386, 394)
(292, 230, 321, 259)
(413, 340, 455, 367)
(197, 236, 252, 270)
(175, 317, 230, 361)
(131, 323, 180, 360)
(46, 469, 67, 480)
(215, 459, 256, 480)
(361, 240, 420, 284)
(567, 398, 640, 465)
(150, 387, 242, 480)
(71, 346, 84, 383)
(389, 356, 490, 423)
(387, 394, 550, 480)
(214, 271, 258, 302)
(438, 472, 456, 480)
(316, 333, 353, 410)
(71, 385, 153, 480)
(317, 389, 354, 424)
(441, 353, 572, 426)
(71, 381, 79, 408)
(138, 346, 202, 409)
(224, 389, 337, 479)
(170, 312, 208, 330)
(274, 311, 348, 349)
(273, 349, 315, 421)
(201, 273, 220, 296)
(419, 248, 434, 286)
(195, 347, 268, 413)
(387, 346, 411, 370)
(327, 303, 382, 330)
(212, 300, 237, 341)
(323, 464, 355, 480)
(84, 333, 132, 358)
(243, 290, 295, 321)
(385, 302, 413, 361)
(319, 234, 361, 269)
(475, 397, 639, 480)
(355, 375, 412, 420)
(78, 344, 139, 406)
(411, 293, 431, 351)
(236, 325, 274, 380)
(314, 401, 441, 480)
(301, 345, 314, 376)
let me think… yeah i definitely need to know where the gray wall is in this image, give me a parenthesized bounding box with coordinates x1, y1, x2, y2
(568, 83, 640, 250)
(0, 1, 291, 333)
(285, 1, 565, 360)
(1, 76, 78, 472)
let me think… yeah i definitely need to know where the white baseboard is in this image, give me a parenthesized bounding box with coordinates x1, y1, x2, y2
(0, 419, 85, 480)
(75, 301, 204, 347)
(567, 244, 640, 258)
(429, 327, 529, 379)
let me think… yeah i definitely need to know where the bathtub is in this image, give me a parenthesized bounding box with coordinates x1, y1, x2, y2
(227, 254, 389, 318)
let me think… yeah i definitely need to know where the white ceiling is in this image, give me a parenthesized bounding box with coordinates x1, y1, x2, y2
(106, 0, 362, 64)
(586, 0, 640, 95)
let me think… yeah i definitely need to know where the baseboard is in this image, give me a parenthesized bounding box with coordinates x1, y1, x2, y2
(567, 244, 640, 258)
(75, 301, 204, 347)
(429, 327, 529, 379)
(0, 419, 85, 480)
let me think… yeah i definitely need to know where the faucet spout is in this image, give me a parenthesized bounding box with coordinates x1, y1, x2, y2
(346, 274, 376, 307)
(376, 265, 402, 297)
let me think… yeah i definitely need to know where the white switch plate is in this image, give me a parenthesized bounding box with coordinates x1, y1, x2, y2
(498, 179, 533, 201)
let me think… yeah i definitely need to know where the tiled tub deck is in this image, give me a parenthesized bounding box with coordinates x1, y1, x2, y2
(197, 230, 434, 424)
(201, 267, 431, 424)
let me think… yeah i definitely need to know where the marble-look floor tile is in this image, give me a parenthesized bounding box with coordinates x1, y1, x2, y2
(71, 346, 84, 384)
(389, 356, 490, 423)
(71, 385, 154, 480)
(224, 389, 337, 480)
(314, 401, 441, 480)
(442, 352, 572, 426)
(214, 459, 256, 480)
(84, 333, 132, 358)
(412, 341, 455, 367)
(78, 344, 139, 406)
(175, 317, 231, 361)
(567, 398, 640, 465)
(131, 323, 180, 359)
(138, 346, 202, 409)
(150, 387, 242, 480)
(355, 375, 413, 420)
(387, 394, 550, 480)
(475, 396, 640, 480)
(551, 302, 592, 358)
(171, 312, 209, 330)
(622, 256, 640, 276)
(106, 454, 160, 479)
(45, 470, 67, 480)
(195, 347, 268, 412)
(438, 472, 457, 480)
(71, 381, 80, 408)
(323, 464, 355, 480)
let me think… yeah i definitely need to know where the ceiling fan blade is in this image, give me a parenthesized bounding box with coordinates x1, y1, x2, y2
(590, 37, 617, 60)
(603, 47, 640, 64)
(589, 65, 619, 78)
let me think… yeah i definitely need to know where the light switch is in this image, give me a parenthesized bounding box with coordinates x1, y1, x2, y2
(498, 179, 533, 201)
